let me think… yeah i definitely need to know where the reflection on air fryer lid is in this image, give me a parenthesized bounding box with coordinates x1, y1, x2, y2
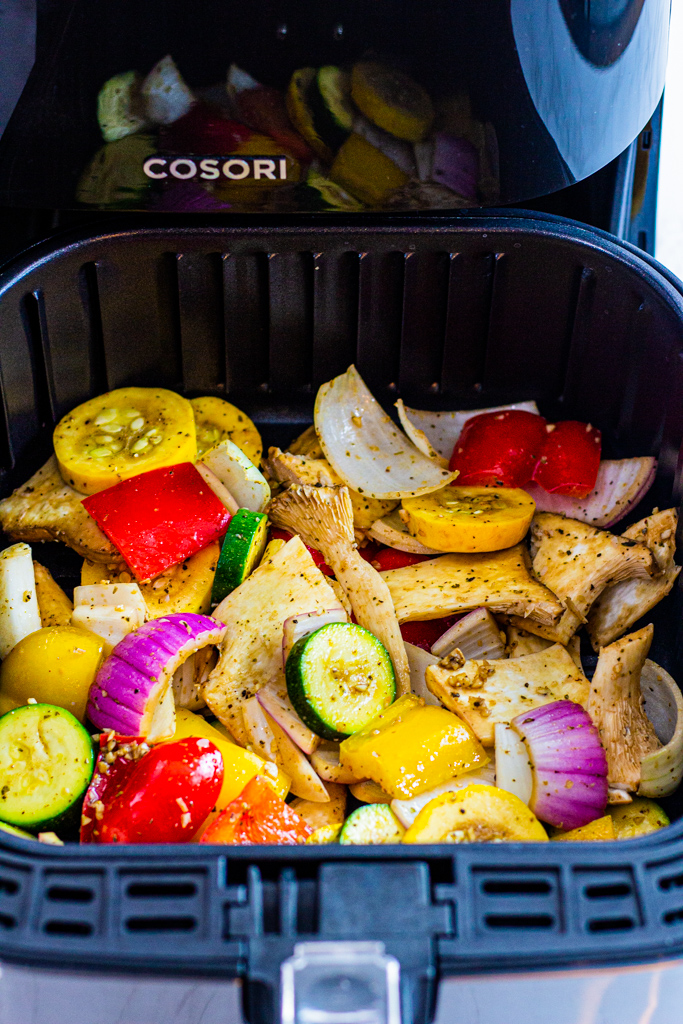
(78, 56, 500, 212)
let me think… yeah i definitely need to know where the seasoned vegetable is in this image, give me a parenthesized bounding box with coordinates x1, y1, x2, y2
(314, 366, 455, 499)
(200, 774, 311, 845)
(33, 562, 73, 628)
(430, 608, 505, 660)
(402, 486, 536, 553)
(83, 464, 231, 582)
(97, 71, 147, 141)
(286, 622, 396, 740)
(381, 544, 562, 625)
(268, 486, 411, 695)
(350, 780, 393, 804)
(0, 626, 104, 720)
(310, 741, 364, 785)
(286, 67, 334, 162)
(54, 387, 196, 495)
(526, 457, 656, 527)
(72, 582, 147, 652)
(550, 816, 615, 841)
(76, 135, 155, 207)
(204, 537, 342, 745)
(88, 613, 227, 742)
(83, 737, 222, 844)
(256, 677, 320, 755)
(367, 509, 441, 555)
(639, 660, 683, 798)
(402, 785, 549, 844)
(190, 396, 262, 465)
(290, 782, 347, 831)
(351, 62, 434, 142)
(449, 410, 548, 488)
(0, 457, 119, 564)
(0, 543, 41, 659)
(339, 804, 405, 845)
(199, 439, 270, 513)
(399, 402, 540, 463)
(494, 723, 532, 805)
(82, 541, 220, 618)
(608, 797, 669, 839)
(404, 642, 441, 706)
(427, 644, 589, 746)
(307, 824, 342, 844)
(390, 765, 497, 829)
(265, 711, 329, 802)
(511, 701, 608, 830)
(340, 694, 488, 799)
(282, 609, 348, 666)
(212, 509, 268, 604)
(532, 421, 601, 497)
(0, 704, 94, 832)
(141, 55, 194, 125)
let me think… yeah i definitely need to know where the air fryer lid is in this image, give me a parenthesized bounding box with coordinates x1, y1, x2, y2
(0, 0, 669, 213)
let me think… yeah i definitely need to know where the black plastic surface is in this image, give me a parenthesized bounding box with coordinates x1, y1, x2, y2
(1, 217, 683, 1023)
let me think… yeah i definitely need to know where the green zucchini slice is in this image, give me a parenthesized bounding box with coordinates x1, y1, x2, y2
(285, 622, 396, 741)
(339, 803, 405, 845)
(212, 508, 268, 605)
(0, 704, 94, 833)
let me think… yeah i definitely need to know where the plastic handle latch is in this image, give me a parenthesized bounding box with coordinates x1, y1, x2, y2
(281, 940, 402, 1024)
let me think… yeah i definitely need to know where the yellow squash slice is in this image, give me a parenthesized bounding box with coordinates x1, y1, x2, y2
(190, 396, 262, 465)
(401, 485, 535, 553)
(54, 387, 196, 495)
(403, 785, 548, 843)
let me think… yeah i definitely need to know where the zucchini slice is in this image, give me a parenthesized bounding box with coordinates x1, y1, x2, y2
(212, 509, 268, 604)
(285, 622, 396, 740)
(0, 704, 94, 833)
(317, 66, 355, 132)
(339, 803, 405, 844)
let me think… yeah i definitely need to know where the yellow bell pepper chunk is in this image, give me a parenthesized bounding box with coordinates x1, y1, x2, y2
(550, 815, 615, 841)
(340, 694, 488, 800)
(169, 708, 289, 812)
(403, 785, 549, 843)
(401, 486, 536, 553)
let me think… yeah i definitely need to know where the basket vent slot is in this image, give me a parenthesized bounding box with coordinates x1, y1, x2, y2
(664, 908, 683, 925)
(125, 916, 197, 934)
(0, 913, 16, 930)
(126, 881, 197, 899)
(659, 872, 683, 891)
(0, 877, 19, 896)
(47, 885, 94, 904)
(587, 917, 635, 933)
(473, 869, 561, 936)
(584, 883, 632, 900)
(484, 913, 554, 930)
(43, 919, 93, 937)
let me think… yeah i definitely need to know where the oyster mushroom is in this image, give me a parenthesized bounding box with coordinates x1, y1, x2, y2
(267, 485, 411, 695)
(587, 625, 661, 802)
(509, 513, 655, 646)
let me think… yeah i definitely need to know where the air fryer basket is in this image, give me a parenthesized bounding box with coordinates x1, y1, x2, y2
(2, 215, 683, 1024)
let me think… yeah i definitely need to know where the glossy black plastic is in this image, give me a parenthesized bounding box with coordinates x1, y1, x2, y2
(1, 216, 683, 1024)
(0, 0, 670, 212)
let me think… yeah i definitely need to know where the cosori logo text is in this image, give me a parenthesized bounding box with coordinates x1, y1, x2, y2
(143, 155, 290, 181)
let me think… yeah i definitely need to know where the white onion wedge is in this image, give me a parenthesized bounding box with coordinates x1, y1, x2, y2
(264, 709, 329, 802)
(0, 543, 41, 659)
(199, 438, 270, 512)
(171, 646, 216, 711)
(525, 458, 656, 528)
(431, 607, 505, 660)
(257, 677, 320, 755)
(195, 463, 239, 514)
(495, 723, 533, 805)
(242, 695, 278, 762)
(367, 509, 441, 555)
(640, 660, 683, 798)
(72, 582, 146, 654)
(404, 642, 441, 706)
(395, 400, 449, 467)
(311, 742, 365, 784)
(401, 401, 539, 461)
(390, 764, 496, 828)
(282, 609, 347, 667)
(314, 366, 456, 499)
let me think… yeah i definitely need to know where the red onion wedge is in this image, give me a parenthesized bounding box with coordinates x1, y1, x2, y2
(257, 677, 320, 755)
(431, 608, 505, 660)
(525, 458, 656, 528)
(87, 613, 226, 743)
(511, 700, 608, 830)
(495, 723, 532, 805)
(282, 609, 347, 667)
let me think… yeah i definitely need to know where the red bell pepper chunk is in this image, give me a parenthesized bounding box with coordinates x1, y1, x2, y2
(200, 774, 311, 845)
(532, 420, 602, 498)
(81, 736, 223, 844)
(400, 616, 462, 652)
(83, 463, 232, 582)
(159, 102, 252, 154)
(270, 527, 334, 576)
(368, 547, 432, 572)
(449, 410, 548, 488)
(235, 86, 314, 163)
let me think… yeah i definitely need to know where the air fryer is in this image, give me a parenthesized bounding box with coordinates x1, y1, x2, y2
(0, 4, 679, 1024)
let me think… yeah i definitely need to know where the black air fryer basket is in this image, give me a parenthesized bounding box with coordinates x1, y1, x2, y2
(1, 214, 683, 1023)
